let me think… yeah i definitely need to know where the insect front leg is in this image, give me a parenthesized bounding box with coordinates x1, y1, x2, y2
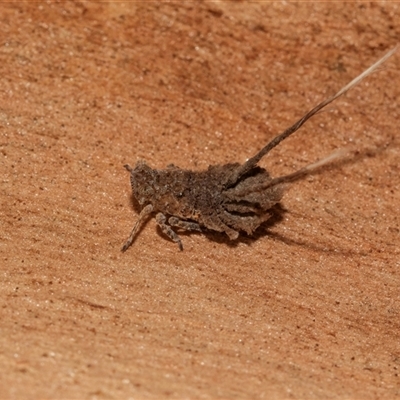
(168, 217, 202, 232)
(122, 204, 154, 252)
(156, 213, 184, 251)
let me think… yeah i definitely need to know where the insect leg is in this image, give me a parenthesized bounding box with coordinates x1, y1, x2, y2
(222, 224, 240, 240)
(201, 214, 240, 240)
(168, 217, 202, 232)
(121, 204, 154, 252)
(220, 209, 270, 236)
(156, 213, 184, 251)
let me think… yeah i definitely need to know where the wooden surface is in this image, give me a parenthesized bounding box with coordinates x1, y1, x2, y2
(1, 2, 399, 399)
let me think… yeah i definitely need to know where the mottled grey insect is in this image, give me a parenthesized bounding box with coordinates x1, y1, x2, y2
(122, 48, 396, 251)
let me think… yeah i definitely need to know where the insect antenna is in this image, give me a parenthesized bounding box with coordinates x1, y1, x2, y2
(225, 46, 397, 188)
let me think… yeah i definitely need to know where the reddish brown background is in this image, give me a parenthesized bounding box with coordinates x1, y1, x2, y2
(1, 2, 399, 399)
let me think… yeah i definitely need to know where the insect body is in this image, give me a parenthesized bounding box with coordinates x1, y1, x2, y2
(122, 161, 284, 251)
(122, 47, 396, 252)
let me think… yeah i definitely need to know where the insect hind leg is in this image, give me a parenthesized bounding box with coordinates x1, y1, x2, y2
(156, 213, 184, 251)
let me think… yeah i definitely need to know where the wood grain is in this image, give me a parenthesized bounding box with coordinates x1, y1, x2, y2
(1, 2, 399, 399)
